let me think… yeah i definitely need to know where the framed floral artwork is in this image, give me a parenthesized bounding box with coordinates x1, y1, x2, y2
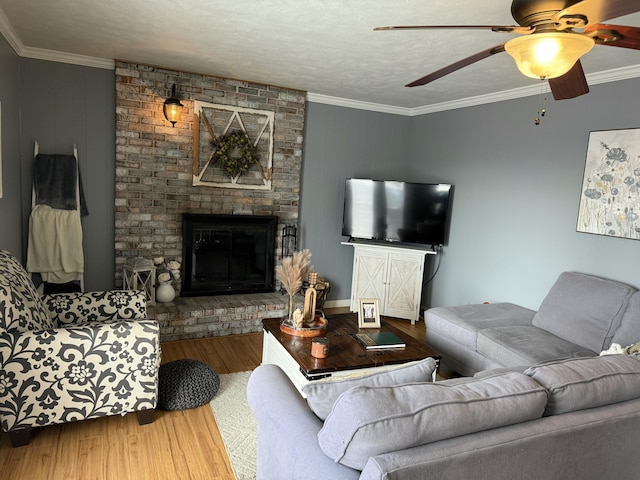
(577, 128, 640, 241)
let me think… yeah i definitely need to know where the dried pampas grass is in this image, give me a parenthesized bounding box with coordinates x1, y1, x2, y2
(276, 249, 312, 296)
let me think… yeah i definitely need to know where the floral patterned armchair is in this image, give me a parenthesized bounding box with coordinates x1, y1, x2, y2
(0, 250, 161, 447)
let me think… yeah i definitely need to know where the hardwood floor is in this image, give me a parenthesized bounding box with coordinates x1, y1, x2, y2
(0, 312, 426, 479)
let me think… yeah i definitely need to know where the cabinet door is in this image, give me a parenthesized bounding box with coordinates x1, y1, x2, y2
(351, 249, 387, 310)
(383, 253, 424, 320)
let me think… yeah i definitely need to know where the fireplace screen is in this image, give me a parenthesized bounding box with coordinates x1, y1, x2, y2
(182, 214, 277, 296)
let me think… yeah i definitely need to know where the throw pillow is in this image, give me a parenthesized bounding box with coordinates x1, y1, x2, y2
(317, 372, 547, 470)
(524, 354, 640, 416)
(302, 357, 437, 420)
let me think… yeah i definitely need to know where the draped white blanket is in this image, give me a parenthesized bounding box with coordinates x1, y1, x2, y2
(27, 204, 84, 283)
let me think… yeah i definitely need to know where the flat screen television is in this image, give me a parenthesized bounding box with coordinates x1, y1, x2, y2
(342, 178, 452, 247)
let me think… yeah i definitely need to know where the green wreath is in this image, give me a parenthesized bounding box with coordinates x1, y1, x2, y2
(211, 130, 259, 177)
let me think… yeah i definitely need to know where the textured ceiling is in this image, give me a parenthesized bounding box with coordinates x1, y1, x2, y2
(1, 0, 640, 110)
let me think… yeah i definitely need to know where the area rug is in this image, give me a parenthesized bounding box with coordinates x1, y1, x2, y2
(210, 371, 257, 480)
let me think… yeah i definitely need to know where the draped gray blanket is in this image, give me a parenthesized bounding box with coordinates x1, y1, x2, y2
(33, 154, 88, 216)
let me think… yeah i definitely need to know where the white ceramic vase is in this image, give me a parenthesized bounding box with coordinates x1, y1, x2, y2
(156, 282, 176, 303)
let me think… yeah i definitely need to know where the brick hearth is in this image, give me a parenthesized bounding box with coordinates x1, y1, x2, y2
(148, 292, 288, 342)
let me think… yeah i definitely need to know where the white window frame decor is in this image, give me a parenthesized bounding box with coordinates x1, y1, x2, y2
(192, 100, 274, 190)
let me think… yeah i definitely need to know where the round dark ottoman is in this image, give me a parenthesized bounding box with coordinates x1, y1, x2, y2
(158, 359, 220, 410)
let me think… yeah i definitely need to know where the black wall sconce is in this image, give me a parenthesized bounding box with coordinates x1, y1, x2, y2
(163, 84, 184, 127)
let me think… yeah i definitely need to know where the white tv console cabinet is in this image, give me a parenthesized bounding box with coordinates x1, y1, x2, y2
(342, 242, 436, 325)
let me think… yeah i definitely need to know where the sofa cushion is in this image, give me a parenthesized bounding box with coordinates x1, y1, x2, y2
(611, 291, 640, 347)
(524, 355, 640, 416)
(302, 357, 437, 420)
(473, 366, 530, 378)
(532, 272, 635, 353)
(317, 372, 547, 470)
(477, 325, 596, 367)
(425, 303, 535, 350)
(0, 250, 54, 332)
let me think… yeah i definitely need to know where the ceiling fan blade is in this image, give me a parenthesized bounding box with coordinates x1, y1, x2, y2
(553, 0, 640, 27)
(548, 60, 589, 100)
(406, 44, 506, 87)
(374, 25, 533, 34)
(585, 24, 640, 49)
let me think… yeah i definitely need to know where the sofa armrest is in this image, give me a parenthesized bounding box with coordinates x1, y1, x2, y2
(0, 319, 160, 432)
(247, 364, 360, 480)
(42, 290, 147, 325)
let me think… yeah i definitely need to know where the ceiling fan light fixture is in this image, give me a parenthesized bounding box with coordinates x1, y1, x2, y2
(505, 32, 595, 79)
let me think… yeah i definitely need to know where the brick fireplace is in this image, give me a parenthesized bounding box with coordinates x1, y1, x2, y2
(114, 62, 305, 340)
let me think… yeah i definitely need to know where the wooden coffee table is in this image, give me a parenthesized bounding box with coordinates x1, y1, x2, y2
(262, 312, 441, 396)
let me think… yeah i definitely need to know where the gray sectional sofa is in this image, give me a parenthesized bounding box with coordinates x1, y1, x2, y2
(425, 271, 640, 376)
(248, 271, 640, 479)
(248, 353, 640, 480)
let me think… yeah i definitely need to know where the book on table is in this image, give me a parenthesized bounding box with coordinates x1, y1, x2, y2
(353, 331, 406, 350)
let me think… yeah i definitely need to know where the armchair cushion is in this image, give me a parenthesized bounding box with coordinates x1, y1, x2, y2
(42, 290, 147, 326)
(0, 250, 54, 332)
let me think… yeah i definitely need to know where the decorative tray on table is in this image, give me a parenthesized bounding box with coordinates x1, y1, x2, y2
(280, 311, 328, 337)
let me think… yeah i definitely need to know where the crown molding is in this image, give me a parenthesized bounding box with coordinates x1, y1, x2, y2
(585, 63, 640, 85)
(0, 6, 24, 54)
(409, 82, 546, 116)
(305, 93, 412, 116)
(309, 63, 640, 116)
(20, 46, 114, 69)
(9, 40, 640, 114)
(0, 6, 114, 70)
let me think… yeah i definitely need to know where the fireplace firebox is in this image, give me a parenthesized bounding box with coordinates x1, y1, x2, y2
(182, 214, 278, 297)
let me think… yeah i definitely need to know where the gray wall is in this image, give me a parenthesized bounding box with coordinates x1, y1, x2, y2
(300, 103, 413, 301)
(0, 35, 22, 256)
(19, 59, 116, 290)
(0, 55, 116, 290)
(302, 77, 640, 311)
(408, 77, 640, 310)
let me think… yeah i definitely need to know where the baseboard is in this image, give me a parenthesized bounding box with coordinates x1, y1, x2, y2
(323, 298, 351, 309)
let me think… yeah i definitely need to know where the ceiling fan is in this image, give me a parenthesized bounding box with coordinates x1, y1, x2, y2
(375, 0, 640, 100)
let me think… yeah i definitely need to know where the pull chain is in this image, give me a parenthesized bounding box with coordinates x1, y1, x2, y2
(535, 78, 549, 125)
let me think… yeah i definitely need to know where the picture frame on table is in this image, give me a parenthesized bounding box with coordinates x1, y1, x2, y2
(358, 298, 381, 328)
